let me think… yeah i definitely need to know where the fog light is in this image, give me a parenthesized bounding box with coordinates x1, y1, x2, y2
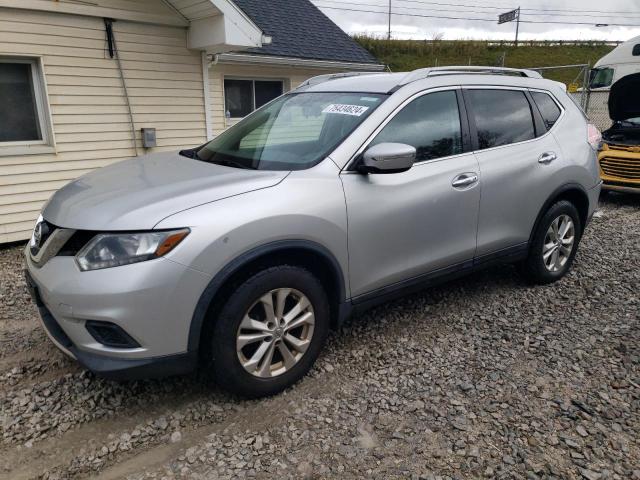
(85, 321, 141, 349)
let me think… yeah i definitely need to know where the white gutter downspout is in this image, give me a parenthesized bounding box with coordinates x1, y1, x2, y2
(202, 52, 214, 141)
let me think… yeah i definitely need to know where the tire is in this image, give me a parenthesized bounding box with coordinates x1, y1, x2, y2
(209, 265, 330, 398)
(518, 200, 582, 285)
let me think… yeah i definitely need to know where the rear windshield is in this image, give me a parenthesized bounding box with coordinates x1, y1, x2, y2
(195, 92, 386, 170)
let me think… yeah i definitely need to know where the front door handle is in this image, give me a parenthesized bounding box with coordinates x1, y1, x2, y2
(452, 173, 479, 188)
(538, 152, 557, 164)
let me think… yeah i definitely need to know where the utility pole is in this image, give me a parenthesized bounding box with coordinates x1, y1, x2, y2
(515, 7, 521, 47)
(387, 0, 391, 41)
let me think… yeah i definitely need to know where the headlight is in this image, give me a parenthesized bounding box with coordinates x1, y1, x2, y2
(75, 229, 189, 271)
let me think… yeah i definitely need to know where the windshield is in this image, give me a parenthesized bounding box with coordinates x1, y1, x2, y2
(589, 67, 614, 89)
(195, 92, 386, 170)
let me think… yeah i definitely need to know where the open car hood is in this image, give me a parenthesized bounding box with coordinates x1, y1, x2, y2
(609, 73, 640, 121)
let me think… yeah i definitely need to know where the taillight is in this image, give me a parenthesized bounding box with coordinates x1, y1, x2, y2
(587, 123, 602, 150)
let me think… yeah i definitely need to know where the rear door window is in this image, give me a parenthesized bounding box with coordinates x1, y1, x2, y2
(531, 92, 562, 130)
(465, 89, 536, 150)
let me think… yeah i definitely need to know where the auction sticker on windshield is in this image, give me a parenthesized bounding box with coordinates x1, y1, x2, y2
(323, 104, 370, 116)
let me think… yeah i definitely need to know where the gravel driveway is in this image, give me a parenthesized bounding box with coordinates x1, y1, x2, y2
(1, 194, 638, 480)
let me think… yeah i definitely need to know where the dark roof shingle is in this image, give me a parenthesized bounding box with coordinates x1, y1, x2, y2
(232, 0, 381, 65)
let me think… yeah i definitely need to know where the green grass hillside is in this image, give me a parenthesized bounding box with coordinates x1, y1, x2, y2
(355, 37, 617, 86)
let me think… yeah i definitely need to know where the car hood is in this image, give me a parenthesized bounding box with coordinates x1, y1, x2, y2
(43, 152, 288, 230)
(609, 73, 640, 121)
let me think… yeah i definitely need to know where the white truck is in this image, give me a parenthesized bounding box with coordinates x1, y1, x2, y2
(582, 36, 640, 131)
(590, 35, 640, 90)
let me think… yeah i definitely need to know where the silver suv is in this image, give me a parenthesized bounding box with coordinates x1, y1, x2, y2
(25, 67, 602, 397)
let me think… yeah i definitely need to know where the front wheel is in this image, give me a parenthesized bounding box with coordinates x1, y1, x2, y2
(209, 265, 330, 398)
(518, 200, 582, 285)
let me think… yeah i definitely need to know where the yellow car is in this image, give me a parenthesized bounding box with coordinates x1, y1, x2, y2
(598, 73, 640, 193)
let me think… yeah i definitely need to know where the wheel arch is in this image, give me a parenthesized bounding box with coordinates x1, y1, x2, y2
(529, 183, 591, 245)
(188, 240, 348, 356)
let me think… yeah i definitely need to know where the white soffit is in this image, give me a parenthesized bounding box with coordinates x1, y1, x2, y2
(165, 0, 264, 52)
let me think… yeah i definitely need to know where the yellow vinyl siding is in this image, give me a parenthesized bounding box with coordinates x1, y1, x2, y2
(0, 0, 185, 27)
(0, 8, 207, 243)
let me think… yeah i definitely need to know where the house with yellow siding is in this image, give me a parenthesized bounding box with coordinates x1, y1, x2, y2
(0, 0, 383, 243)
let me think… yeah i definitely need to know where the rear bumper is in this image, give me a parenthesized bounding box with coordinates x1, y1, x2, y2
(586, 181, 602, 226)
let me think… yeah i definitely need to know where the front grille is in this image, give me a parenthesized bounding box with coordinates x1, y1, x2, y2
(606, 143, 640, 153)
(600, 156, 640, 180)
(30, 220, 57, 257)
(58, 230, 97, 256)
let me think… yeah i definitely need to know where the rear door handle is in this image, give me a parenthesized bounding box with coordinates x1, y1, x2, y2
(538, 152, 557, 164)
(452, 173, 479, 188)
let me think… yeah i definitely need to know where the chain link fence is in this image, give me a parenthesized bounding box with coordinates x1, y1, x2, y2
(580, 90, 612, 132)
(531, 64, 612, 132)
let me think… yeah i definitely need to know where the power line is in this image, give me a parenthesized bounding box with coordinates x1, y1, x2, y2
(312, 3, 640, 27)
(315, 5, 496, 22)
(313, 0, 640, 16)
(397, 0, 640, 18)
(313, 0, 640, 19)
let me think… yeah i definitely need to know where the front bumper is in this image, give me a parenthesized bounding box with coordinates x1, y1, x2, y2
(598, 144, 640, 192)
(24, 248, 211, 379)
(601, 182, 640, 194)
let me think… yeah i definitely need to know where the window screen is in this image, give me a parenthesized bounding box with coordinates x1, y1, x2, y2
(0, 62, 42, 142)
(531, 92, 562, 130)
(466, 89, 535, 150)
(370, 90, 463, 162)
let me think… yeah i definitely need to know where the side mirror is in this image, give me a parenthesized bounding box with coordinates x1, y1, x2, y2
(358, 143, 416, 174)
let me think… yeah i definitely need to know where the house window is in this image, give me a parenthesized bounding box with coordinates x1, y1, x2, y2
(224, 78, 284, 118)
(0, 57, 53, 150)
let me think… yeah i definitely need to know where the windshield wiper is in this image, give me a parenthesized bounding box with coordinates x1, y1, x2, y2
(217, 159, 257, 170)
(179, 148, 200, 160)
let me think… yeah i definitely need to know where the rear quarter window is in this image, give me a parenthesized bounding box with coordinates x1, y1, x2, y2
(465, 89, 536, 150)
(531, 92, 562, 130)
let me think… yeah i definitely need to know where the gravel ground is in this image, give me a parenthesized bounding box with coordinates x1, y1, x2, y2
(0, 194, 638, 480)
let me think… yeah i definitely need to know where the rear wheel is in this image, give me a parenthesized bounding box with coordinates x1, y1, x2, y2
(519, 200, 582, 284)
(209, 265, 329, 398)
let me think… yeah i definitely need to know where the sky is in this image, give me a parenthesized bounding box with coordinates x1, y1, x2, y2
(311, 0, 640, 42)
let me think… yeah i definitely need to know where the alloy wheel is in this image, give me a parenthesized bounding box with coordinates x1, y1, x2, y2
(542, 214, 575, 272)
(236, 288, 315, 378)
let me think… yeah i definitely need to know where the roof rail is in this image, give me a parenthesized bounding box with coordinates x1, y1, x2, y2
(297, 72, 384, 88)
(397, 66, 543, 87)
